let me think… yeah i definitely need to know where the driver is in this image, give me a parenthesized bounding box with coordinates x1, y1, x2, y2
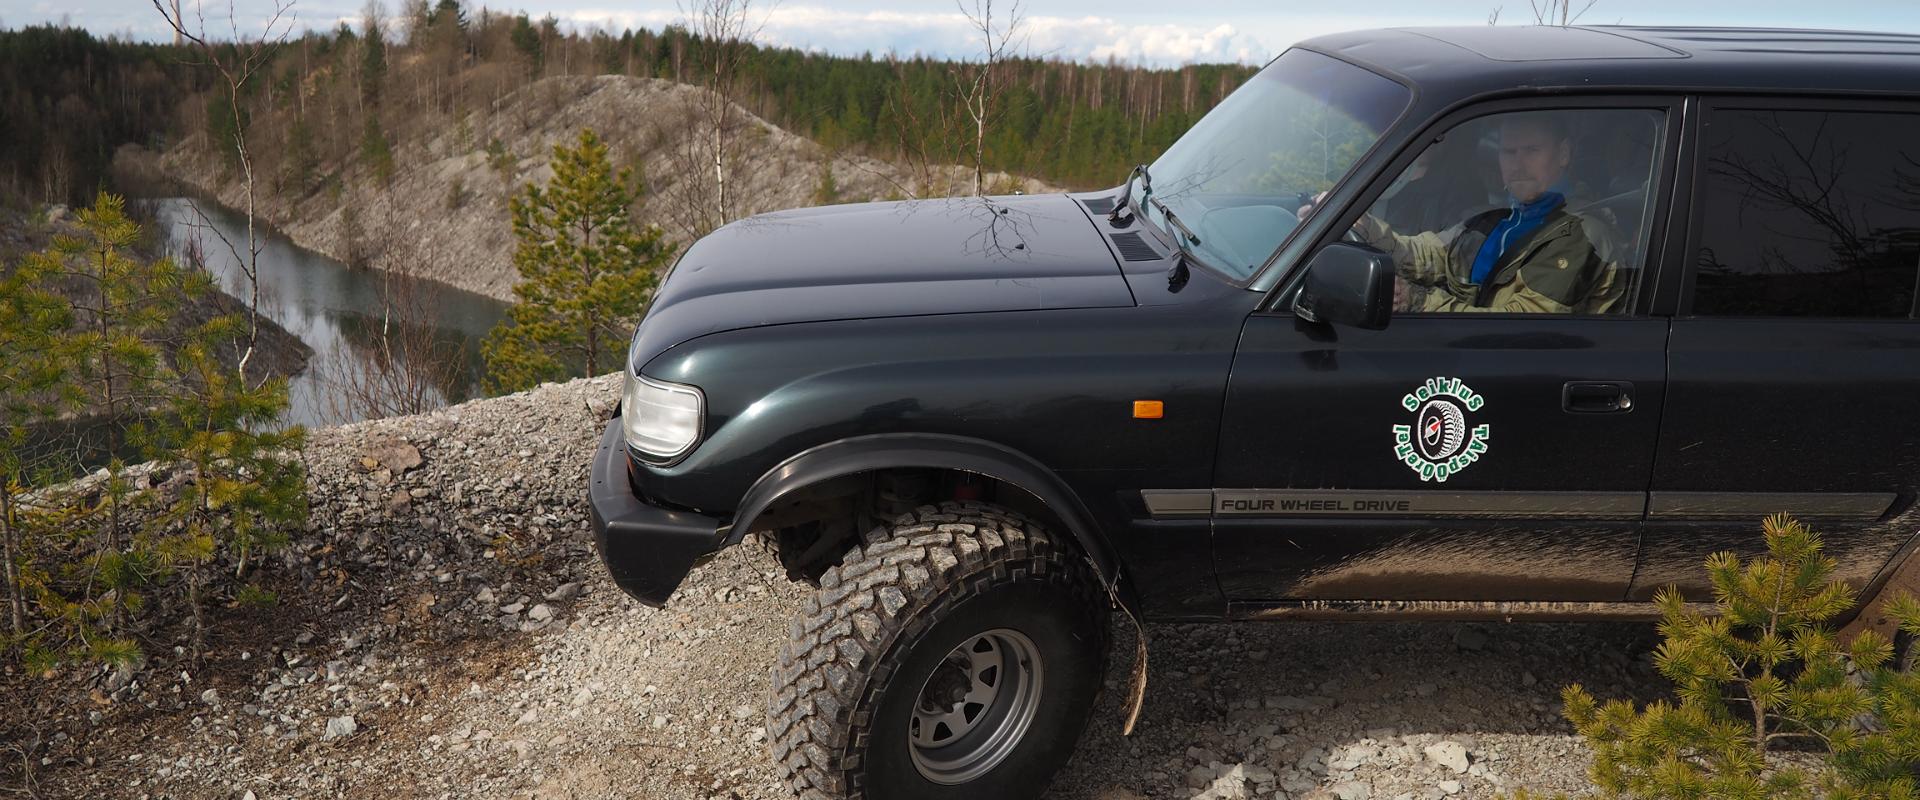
(1343, 113, 1624, 314)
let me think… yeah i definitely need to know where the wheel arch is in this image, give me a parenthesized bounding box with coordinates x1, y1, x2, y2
(723, 433, 1137, 611)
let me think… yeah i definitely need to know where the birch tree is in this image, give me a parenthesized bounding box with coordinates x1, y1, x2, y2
(956, 0, 1025, 195)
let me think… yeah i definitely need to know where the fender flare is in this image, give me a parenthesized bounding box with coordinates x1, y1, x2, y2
(723, 432, 1137, 610)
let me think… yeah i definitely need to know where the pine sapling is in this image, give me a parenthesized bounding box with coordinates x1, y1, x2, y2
(1542, 514, 1920, 799)
(483, 128, 675, 392)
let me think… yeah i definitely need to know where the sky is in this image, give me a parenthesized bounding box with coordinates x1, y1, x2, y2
(11, 0, 1920, 66)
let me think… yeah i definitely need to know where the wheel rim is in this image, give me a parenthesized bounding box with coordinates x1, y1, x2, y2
(907, 627, 1044, 785)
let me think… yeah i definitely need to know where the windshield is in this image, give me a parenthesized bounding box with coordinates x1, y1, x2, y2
(1134, 49, 1410, 279)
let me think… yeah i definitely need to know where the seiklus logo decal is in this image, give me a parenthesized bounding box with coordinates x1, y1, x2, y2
(1391, 377, 1491, 483)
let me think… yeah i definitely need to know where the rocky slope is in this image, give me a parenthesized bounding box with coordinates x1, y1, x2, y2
(131, 76, 1055, 303)
(1, 374, 1678, 799)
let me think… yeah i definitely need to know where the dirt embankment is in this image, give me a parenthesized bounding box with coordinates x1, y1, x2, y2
(128, 76, 1055, 303)
(3, 373, 1670, 800)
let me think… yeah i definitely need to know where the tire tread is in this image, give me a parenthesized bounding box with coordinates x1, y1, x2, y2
(767, 501, 1106, 799)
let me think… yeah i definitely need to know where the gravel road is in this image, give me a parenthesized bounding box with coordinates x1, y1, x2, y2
(12, 375, 1666, 799)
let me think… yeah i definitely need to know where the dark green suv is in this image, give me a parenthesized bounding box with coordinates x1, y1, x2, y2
(590, 25, 1920, 799)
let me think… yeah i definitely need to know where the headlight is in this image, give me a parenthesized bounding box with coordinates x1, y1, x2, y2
(622, 372, 703, 459)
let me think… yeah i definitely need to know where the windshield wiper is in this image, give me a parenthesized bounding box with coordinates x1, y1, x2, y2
(1148, 195, 1201, 247)
(1107, 163, 1148, 224)
(1147, 194, 1203, 290)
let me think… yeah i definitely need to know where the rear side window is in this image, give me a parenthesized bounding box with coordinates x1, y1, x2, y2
(1690, 108, 1920, 318)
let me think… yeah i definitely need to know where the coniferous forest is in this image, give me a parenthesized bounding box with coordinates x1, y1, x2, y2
(0, 10, 1257, 208)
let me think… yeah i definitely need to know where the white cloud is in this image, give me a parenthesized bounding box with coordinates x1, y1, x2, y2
(1035, 18, 1268, 64)
(560, 5, 1277, 65)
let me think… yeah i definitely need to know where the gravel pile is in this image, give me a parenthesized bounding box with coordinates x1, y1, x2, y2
(7, 374, 1669, 799)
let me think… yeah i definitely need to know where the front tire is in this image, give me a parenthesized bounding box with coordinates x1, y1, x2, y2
(768, 502, 1109, 800)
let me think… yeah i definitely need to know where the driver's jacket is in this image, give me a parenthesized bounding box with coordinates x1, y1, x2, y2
(1356, 204, 1625, 314)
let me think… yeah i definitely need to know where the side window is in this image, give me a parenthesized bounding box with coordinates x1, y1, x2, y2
(1352, 108, 1666, 315)
(1690, 108, 1920, 318)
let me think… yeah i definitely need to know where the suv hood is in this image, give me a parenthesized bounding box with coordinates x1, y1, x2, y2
(629, 194, 1132, 370)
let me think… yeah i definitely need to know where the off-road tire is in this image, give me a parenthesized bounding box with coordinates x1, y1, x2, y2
(768, 501, 1109, 800)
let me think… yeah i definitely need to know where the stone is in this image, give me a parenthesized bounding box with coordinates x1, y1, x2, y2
(527, 604, 553, 622)
(1439, 780, 1462, 795)
(544, 582, 582, 603)
(1199, 774, 1251, 800)
(1331, 781, 1372, 800)
(1187, 764, 1215, 789)
(200, 689, 220, 706)
(323, 715, 358, 741)
(366, 437, 423, 474)
(1424, 741, 1471, 774)
(1452, 627, 1488, 651)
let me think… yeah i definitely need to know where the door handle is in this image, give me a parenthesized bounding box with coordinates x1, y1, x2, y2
(1563, 381, 1634, 414)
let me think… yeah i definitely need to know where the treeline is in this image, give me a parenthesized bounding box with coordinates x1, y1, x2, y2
(600, 31, 1259, 187)
(0, 7, 1255, 207)
(0, 26, 212, 206)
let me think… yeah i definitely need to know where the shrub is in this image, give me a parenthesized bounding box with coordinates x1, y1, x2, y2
(485, 137, 515, 179)
(1525, 514, 1920, 799)
(483, 128, 675, 392)
(361, 116, 394, 187)
(0, 193, 304, 669)
(813, 161, 840, 205)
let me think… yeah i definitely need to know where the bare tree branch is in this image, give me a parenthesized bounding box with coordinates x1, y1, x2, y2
(682, 0, 775, 230)
(148, 0, 297, 388)
(954, 0, 1025, 195)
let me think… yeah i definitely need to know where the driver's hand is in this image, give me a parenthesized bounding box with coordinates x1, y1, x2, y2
(1296, 191, 1328, 222)
(1393, 276, 1412, 310)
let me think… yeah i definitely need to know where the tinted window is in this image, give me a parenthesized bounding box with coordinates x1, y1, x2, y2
(1691, 109, 1920, 318)
(1352, 108, 1666, 315)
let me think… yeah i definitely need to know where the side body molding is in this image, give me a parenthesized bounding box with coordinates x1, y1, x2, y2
(724, 433, 1127, 599)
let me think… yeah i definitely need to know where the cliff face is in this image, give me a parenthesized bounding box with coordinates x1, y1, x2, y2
(135, 76, 1053, 303)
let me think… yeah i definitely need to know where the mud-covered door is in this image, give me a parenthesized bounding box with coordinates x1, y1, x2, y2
(1201, 102, 1684, 603)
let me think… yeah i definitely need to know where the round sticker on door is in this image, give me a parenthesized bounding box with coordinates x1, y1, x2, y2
(1391, 377, 1491, 483)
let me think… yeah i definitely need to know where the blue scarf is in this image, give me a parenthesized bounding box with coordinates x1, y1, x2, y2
(1470, 186, 1567, 285)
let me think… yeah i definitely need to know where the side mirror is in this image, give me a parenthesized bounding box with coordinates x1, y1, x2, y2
(1292, 243, 1394, 330)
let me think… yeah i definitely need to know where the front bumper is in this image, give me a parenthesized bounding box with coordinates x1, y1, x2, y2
(588, 417, 725, 607)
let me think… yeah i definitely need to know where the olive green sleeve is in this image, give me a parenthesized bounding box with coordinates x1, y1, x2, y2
(1355, 215, 1461, 286)
(1420, 274, 1577, 314)
(1421, 249, 1616, 314)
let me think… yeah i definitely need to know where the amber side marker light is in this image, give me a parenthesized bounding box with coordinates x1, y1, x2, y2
(1133, 400, 1164, 419)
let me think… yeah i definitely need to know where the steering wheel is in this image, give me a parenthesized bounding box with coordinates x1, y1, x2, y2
(1294, 190, 1370, 246)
